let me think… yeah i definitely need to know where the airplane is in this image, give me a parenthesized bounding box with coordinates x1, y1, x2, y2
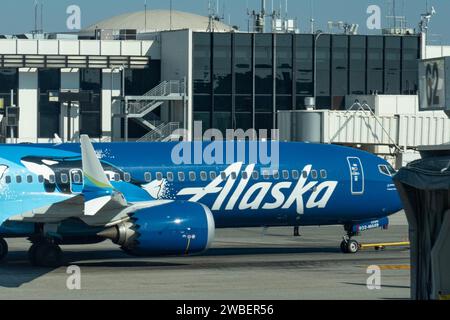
(0, 136, 403, 267)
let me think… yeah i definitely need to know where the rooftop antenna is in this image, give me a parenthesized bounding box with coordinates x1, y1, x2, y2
(207, 0, 224, 32)
(310, 0, 315, 33)
(393, 0, 396, 29)
(169, 0, 173, 31)
(33, 0, 38, 37)
(248, 0, 266, 33)
(419, 3, 436, 40)
(40, 1, 43, 34)
(285, 0, 288, 19)
(144, 0, 147, 32)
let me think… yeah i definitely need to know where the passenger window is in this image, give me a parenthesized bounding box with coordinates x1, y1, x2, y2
(320, 170, 327, 179)
(273, 171, 280, 180)
(262, 170, 270, 180)
(114, 173, 120, 182)
(156, 172, 163, 181)
(230, 172, 237, 180)
(61, 173, 69, 184)
(178, 172, 185, 182)
(167, 172, 174, 182)
(242, 172, 249, 180)
(200, 171, 207, 181)
(144, 172, 152, 182)
(220, 172, 227, 180)
(302, 171, 308, 179)
(124, 173, 131, 182)
(209, 171, 217, 180)
(252, 171, 259, 180)
(49, 175, 55, 184)
(38, 175, 44, 183)
(5, 176, 11, 184)
(189, 172, 196, 181)
(282, 170, 289, 180)
(292, 170, 299, 180)
(73, 173, 81, 184)
(16, 175, 22, 183)
(311, 170, 318, 179)
(27, 175, 33, 183)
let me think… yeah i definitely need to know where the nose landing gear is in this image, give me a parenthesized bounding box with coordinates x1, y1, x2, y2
(0, 238, 8, 263)
(340, 230, 361, 254)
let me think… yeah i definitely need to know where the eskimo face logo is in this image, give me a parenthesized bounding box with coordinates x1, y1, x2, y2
(177, 163, 338, 214)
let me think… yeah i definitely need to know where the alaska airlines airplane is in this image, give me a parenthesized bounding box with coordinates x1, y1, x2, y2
(0, 136, 402, 267)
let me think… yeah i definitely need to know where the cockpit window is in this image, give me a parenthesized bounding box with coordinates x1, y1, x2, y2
(379, 164, 396, 177)
(386, 164, 396, 175)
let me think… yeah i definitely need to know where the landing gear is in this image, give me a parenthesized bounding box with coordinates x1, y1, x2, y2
(340, 229, 360, 254)
(340, 238, 360, 254)
(0, 238, 8, 262)
(28, 240, 63, 267)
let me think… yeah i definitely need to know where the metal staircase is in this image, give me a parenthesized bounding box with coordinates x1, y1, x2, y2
(128, 80, 185, 118)
(114, 79, 187, 141)
(137, 122, 181, 142)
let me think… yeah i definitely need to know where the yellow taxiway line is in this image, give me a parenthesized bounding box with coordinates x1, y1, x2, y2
(360, 241, 410, 250)
(377, 265, 411, 270)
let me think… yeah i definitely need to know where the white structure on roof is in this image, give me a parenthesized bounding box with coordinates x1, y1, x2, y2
(84, 10, 234, 33)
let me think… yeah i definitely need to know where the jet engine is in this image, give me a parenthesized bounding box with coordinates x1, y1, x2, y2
(99, 201, 215, 256)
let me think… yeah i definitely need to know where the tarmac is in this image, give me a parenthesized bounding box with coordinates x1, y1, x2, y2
(0, 212, 410, 300)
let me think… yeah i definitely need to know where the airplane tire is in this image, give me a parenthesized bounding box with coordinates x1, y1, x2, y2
(346, 239, 359, 254)
(0, 238, 8, 262)
(340, 240, 348, 253)
(28, 243, 40, 266)
(29, 243, 63, 268)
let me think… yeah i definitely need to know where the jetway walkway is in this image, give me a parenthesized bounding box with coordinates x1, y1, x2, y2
(278, 109, 450, 150)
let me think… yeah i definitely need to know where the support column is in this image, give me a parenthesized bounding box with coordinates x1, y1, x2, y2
(18, 68, 38, 143)
(60, 68, 80, 142)
(102, 69, 121, 141)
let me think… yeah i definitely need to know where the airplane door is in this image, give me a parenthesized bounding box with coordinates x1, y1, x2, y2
(70, 169, 84, 194)
(347, 157, 364, 195)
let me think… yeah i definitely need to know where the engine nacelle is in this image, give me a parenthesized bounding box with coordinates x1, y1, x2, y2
(100, 201, 215, 256)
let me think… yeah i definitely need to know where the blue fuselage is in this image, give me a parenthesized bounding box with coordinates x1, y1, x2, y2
(0, 141, 402, 235)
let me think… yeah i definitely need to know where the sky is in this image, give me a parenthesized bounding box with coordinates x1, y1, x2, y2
(0, 0, 449, 43)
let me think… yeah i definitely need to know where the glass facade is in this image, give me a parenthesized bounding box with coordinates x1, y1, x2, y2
(192, 32, 421, 132)
(80, 69, 102, 138)
(38, 69, 60, 138)
(125, 60, 161, 95)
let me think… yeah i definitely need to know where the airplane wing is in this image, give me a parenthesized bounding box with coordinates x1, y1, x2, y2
(7, 135, 131, 226)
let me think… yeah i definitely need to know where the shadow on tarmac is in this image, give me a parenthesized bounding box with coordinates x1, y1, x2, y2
(0, 245, 401, 288)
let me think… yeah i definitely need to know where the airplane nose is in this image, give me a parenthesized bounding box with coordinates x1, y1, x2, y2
(387, 177, 404, 214)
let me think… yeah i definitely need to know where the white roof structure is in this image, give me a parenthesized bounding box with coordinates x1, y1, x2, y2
(84, 10, 234, 33)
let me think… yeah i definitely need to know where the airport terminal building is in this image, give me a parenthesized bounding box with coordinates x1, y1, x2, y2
(0, 9, 448, 155)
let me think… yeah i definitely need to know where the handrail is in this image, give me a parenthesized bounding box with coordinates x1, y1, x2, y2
(127, 79, 186, 116)
(137, 122, 180, 142)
